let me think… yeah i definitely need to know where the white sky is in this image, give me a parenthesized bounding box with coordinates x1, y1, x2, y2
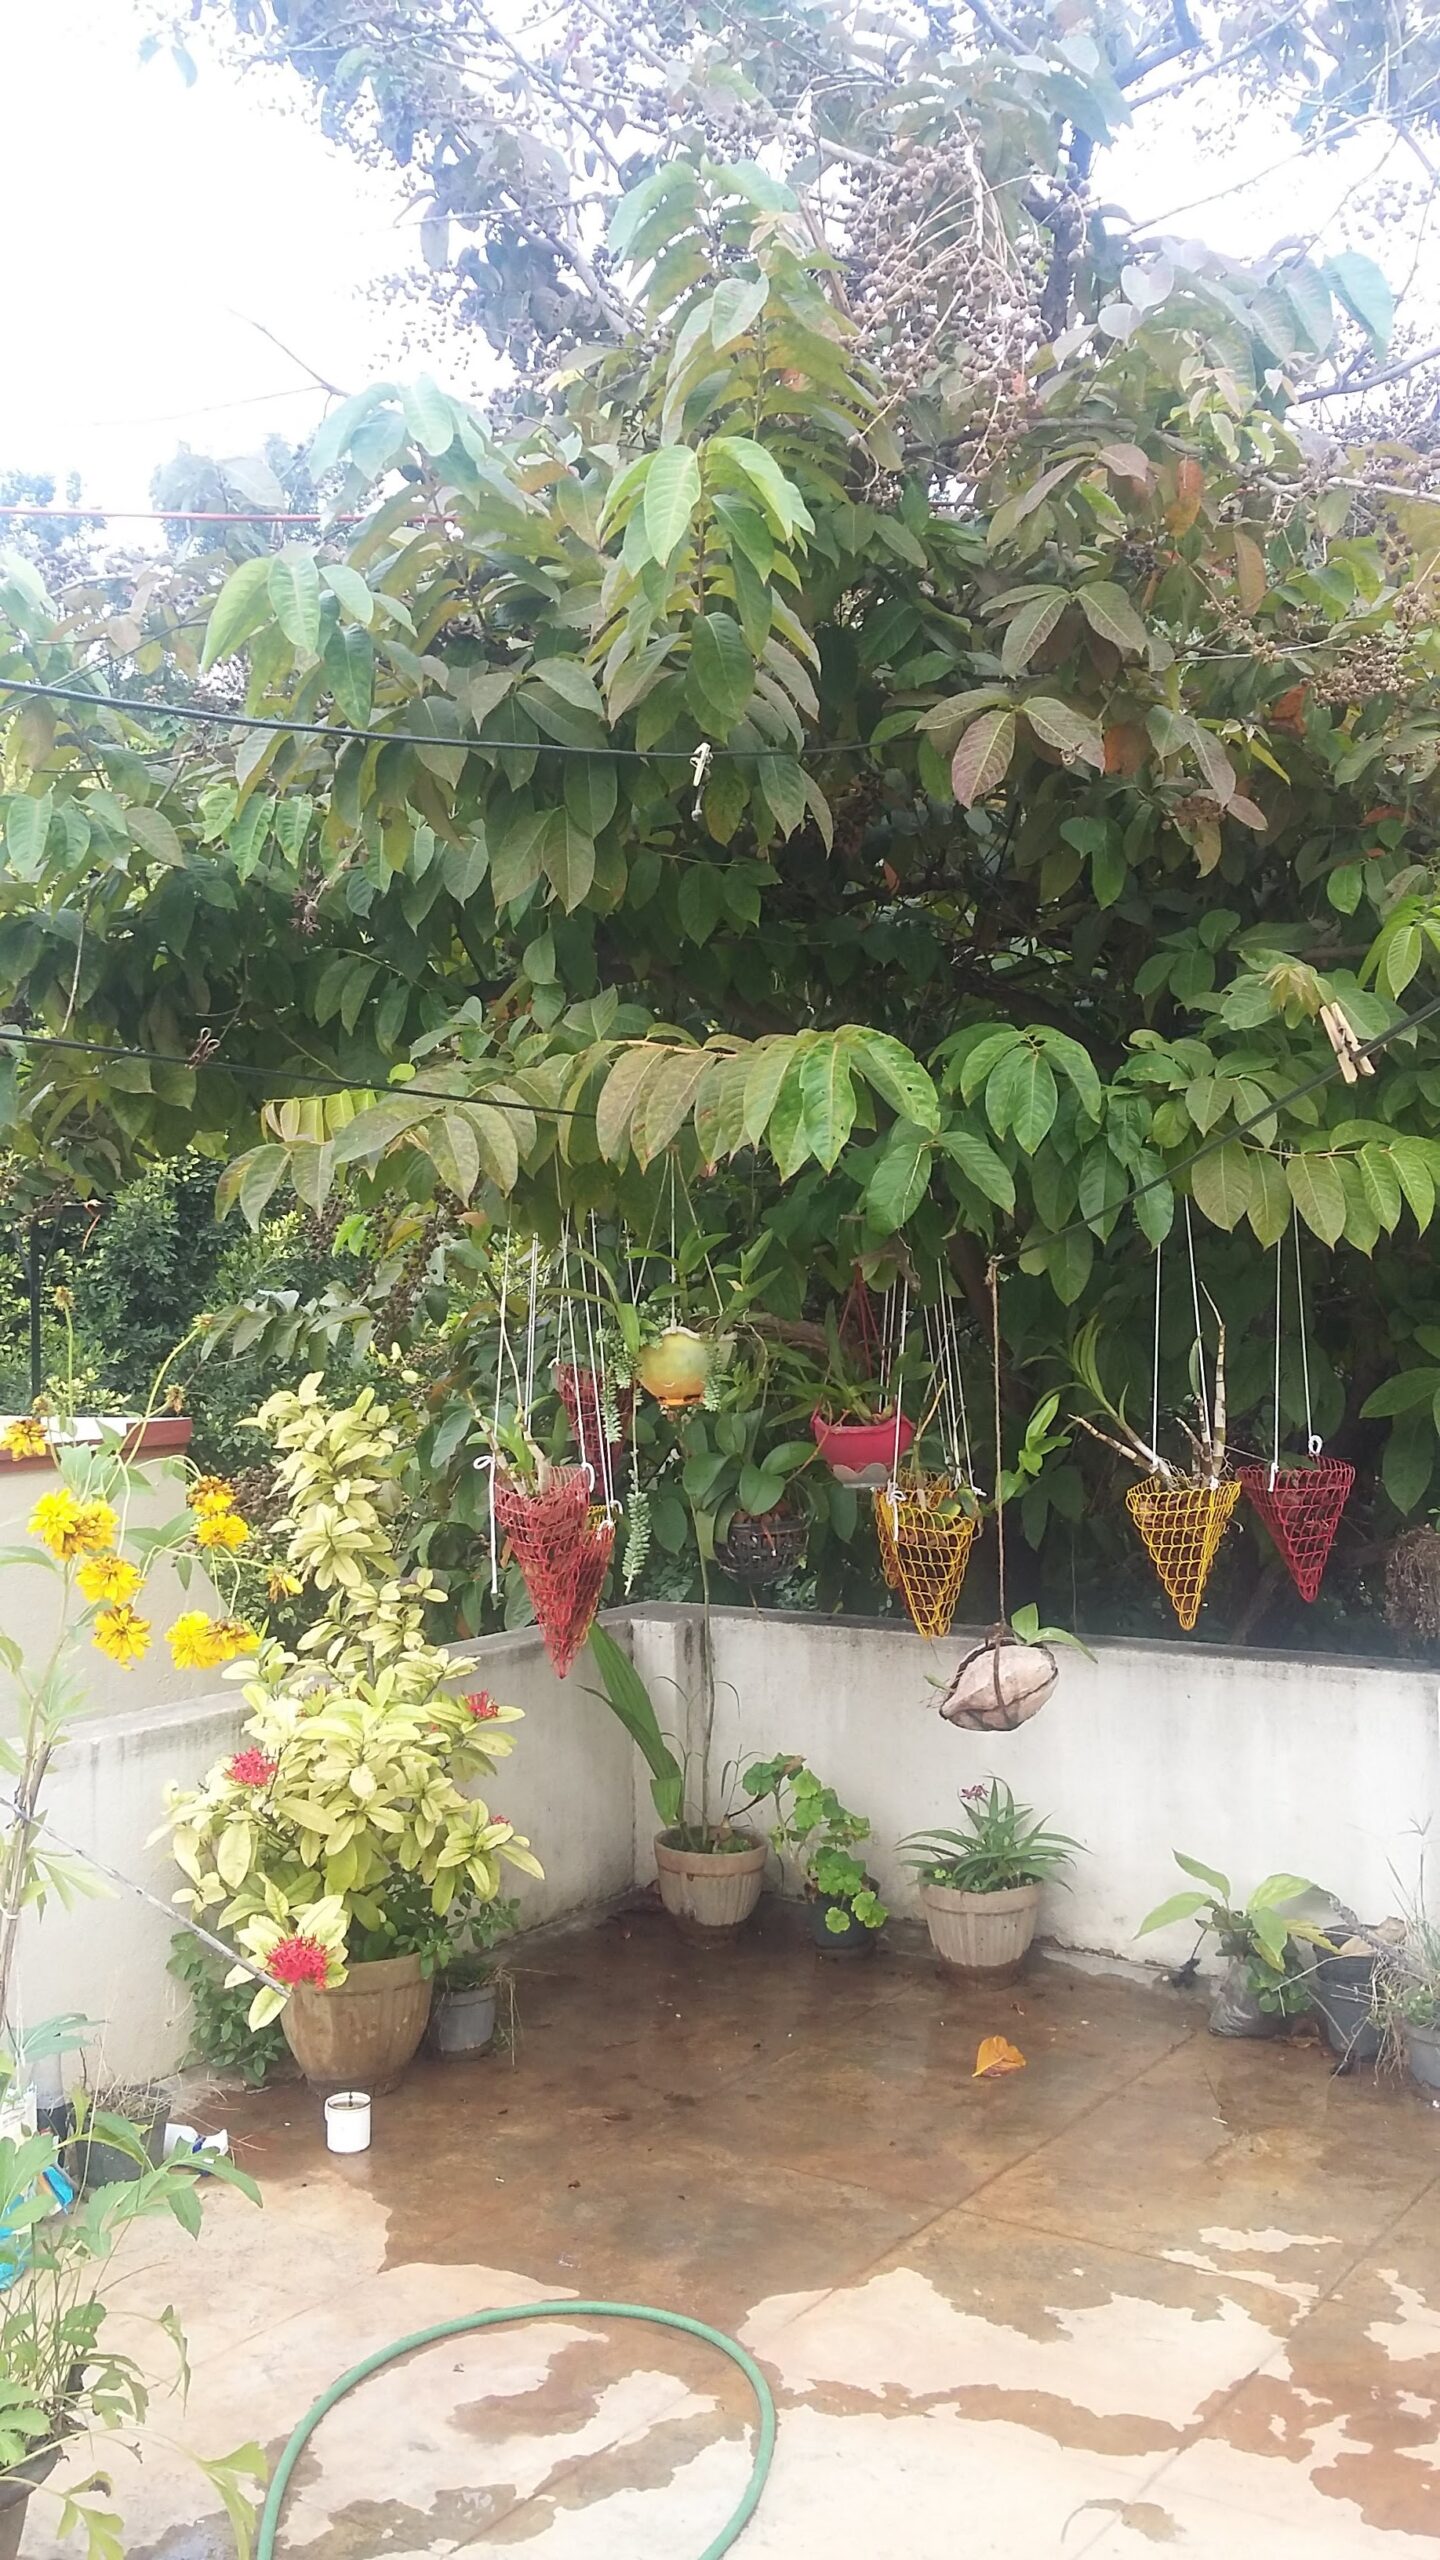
(1, 2, 1430, 514)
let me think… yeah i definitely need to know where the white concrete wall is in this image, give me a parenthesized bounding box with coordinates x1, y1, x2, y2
(13, 1603, 1439, 2078)
(627, 1609, 1440, 1964)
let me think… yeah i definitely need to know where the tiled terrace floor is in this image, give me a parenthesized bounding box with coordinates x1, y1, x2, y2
(35, 1903, 1440, 2558)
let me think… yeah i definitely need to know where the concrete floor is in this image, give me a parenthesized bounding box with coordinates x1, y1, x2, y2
(34, 1904, 1440, 2560)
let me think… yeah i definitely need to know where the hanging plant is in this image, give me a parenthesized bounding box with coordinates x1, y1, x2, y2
(1070, 1222, 1239, 1634)
(716, 1506, 808, 1587)
(635, 1324, 713, 1411)
(811, 1407, 914, 1486)
(874, 1478, 980, 1639)
(554, 1361, 634, 1474)
(1235, 1212, 1353, 1603)
(493, 1452, 615, 1678)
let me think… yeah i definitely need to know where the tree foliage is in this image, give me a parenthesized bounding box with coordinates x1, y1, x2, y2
(4, 1, 1440, 1636)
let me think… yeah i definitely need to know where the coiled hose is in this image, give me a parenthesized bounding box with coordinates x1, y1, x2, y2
(256, 2297, 777, 2559)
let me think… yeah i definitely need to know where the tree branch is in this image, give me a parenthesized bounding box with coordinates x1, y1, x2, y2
(1294, 340, 1440, 403)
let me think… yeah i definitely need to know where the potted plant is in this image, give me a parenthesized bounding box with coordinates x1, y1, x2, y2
(587, 1624, 768, 1940)
(66, 2081, 170, 2191)
(164, 1381, 542, 2093)
(432, 1895, 520, 2057)
(0, 2041, 264, 2557)
(902, 1779, 1081, 1977)
(1137, 1854, 1327, 2036)
(745, 1754, 888, 1954)
(807, 1303, 914, 1488)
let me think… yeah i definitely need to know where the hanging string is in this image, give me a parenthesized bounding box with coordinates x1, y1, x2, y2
(1150, 1239, 1163, 1463)
(581, 1211, 617, 1513)
(522, 1236, 541, 1426)
(890, 1275, 910, 1482)
(487, 1229, 513, 1597)
(988, 1256, 1007, 1626)
(558, 1216, 596, 1491)
(667, 1156, 680, 1324)
(1182, 1196, 1212, 1459)
(1293, 1208, 1320, 1454)
(1269, 1225, 1285, 1491)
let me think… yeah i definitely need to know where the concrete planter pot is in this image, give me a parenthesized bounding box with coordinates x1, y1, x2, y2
(921, 1880, 1042, 1980)
(281, 1952, 432, 2095)
(1404, 2017, 1440, 2091)
(0, 2446, 59, 2560)
(432, 1980, 499, 2058)
(654, 1832, 766, 1941)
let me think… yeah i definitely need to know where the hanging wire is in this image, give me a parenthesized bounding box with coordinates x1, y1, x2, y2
(1150, 1238, 1163, 1464)
(889, 1276, 910, 1483)
(581, 1210, 618, 1514)
(486, 1228, 513, 1596)
(1293, 1206, 1321, 1455)
(1182, 1196, 1213, 1458)
(1270, 1222, 1285, 1490)
(521, 1235, 541, 1425)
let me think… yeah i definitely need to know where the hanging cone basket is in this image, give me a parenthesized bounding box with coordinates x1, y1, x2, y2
(1237, 1456, 1354, 1604)
(873, 1479, 980, 1639)
(1125, 1475, 1241, 1632)
(494, 1465, 615, 1677)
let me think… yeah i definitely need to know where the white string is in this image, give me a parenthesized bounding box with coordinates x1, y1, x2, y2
(580, 1216, 616, 1513)
(559, 1219, 596, 1492)
(1182, 1197, 1212, 1452)
(522, 1236, 541, 1425)
(487, 1230, 513, 1597)
(1293, 1209, 1321, 1454)
(1270, 1228, 1284, 1491)
(890, 1276, 910, 1481)
(1150, 1240, 1163, 1461)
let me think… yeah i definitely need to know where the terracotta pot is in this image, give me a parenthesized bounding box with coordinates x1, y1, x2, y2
(635, 1328, 712, 1411)
(810, 1411, 914, 1488)
(921, 1880, 1041, 1980)
(281, 1952, 432, 2095)
(654, 1832, 767, 1940)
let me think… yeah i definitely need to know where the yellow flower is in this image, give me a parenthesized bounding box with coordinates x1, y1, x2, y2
(196, 1511, 249, 1552)
(1, 1418, 47, 1460)
(211, 1616, 258, 1663)
(188, 1476, 236, 1517)
(77, 1555, 142, 1606)
(74, 1501, 118, 1558)
(167, 1610, 215, 1669)
(28, 1490, 87, 1559)
(93, 1603, 150, 1666)
(266, 1567, 302, 1604)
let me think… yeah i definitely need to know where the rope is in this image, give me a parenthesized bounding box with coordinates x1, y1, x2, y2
(522, 1237, 541, 1425)
(1293, 1208, 1321, 1454)
(1150, 1240, 1163, 1462)
(890, 1276, 910, 1482)
(487, 1230, 513, 1597)
(988, 1256, 1007, 1626)
(1182, 1196, 1212, 1456)
(1270, 1226, 1284, 1491)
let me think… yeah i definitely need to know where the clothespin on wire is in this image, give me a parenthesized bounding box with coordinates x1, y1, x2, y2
(1318, 1000, 1375, 1084)
(690, 741, 712, 817)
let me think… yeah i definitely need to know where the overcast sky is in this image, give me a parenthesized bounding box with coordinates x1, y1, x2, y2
(0, 2, 1427, 515)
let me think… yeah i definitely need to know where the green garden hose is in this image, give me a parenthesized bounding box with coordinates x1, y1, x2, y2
(255, 2298, 777, 2560)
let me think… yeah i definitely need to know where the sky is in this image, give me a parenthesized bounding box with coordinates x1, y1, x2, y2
(0, 2, 1430, 518)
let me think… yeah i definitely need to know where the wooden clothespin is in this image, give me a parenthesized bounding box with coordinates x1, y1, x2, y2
(1319, 1000, 1375, 1084)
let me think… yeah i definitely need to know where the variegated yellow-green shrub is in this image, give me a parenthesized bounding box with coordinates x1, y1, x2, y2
(163, 1379, 541, 2027)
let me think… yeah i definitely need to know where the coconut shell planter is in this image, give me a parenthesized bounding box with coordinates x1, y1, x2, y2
(938, 1629, 1058, 1732)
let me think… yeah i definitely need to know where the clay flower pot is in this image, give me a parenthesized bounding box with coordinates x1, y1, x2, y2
(653, 1832, 767, 1940)
(281, 1952, 433, 2094)
(635, 1327, 712, 1411)
(921, 1880, 1041, 1980)
(810, 1411, 914, 1488)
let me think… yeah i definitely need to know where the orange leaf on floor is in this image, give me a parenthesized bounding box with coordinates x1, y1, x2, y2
(973, 2035, 1026, 2079)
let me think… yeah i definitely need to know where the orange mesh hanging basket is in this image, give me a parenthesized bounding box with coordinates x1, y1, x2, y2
(494, 1466, 616, 1677)
(873, 1479, 981, 1639)
(1125, 1475, 1241, 1632)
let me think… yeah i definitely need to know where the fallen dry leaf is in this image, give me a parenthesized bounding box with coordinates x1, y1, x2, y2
(973, 2035, 1026, 2079)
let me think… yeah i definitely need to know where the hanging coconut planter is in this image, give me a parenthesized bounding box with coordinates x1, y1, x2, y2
(873, 1479, 980, 1639)
(494, 1464, 615, 1678)
(811, 1410, 914, 1489)
(1237, 1455, 1354, 1604)
(635, 1326, 712, 1411)
(938, 1626, 1058, 1732)
(1125, 1474, 1241, 1631)
(715, 1508, 808, 1587)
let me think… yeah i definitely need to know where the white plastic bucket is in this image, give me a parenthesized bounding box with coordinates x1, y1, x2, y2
(324, 2090, 372, 2154)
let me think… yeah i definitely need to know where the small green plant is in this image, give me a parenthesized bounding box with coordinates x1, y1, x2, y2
(743, 1753, 887, 1931)
(902, 1779, 1082, 1894)
(1137, 1854, 1327, 2013)
(438, 1894, 520, 1992)
(167, 1933, 289, 2088)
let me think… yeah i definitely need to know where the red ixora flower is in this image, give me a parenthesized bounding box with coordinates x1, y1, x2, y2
(227, 1748, 278, 1788)
(269, 1934, 330, 1988)
(465, 1691, 501, 1720)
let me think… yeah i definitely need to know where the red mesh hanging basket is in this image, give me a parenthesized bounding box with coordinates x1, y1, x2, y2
(494, 1465, 615, 1677)
(1237, 1456, 1354, 1604)
(1125, 1476, 1241, 1632)
(554, 1364, 632, 1479)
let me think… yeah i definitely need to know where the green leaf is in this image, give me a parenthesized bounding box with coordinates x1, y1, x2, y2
(985, 1045, 1057, 1153)
(324, 625, 374, 727)
(799, 1041, 857, 1171)
(565, 755, 619, 837)
(708, 435, 811, 540)
(865, 1124, 933, 1231)
(1135, 1890, 1212, 1936)
(1023, 697, 1105, 770)
(1360, 1368, 1440, 1418)
(125, 806, 184, 868)
(851, 1030, 940, 1132)
(201, 556, 272, 670)
(710, 275, 768, 349)
(1390, 1136, 1436, 1231)
(1000, 589, 1068, 676)
(1322, 251, 1394, 351)
(586, 1624, 683, 1830)
(531, 656, 606, 718)
(1075, 581, 1150, 657)
(641, 448, 702, 565)
(1037, 1028, 1102, 1120)
(1190, 1141, 1254, 1231)
(1173, 1851, 1231, 1896)
(951, 708, 1016, 807)
(686, 612, 754, 735)
(677, 861, 725, 944)
(401, 375, 457, 455)
(539, 811, 596, 912)
(1246, 1150, 1290, 1248)
(1286, 1152, 1345, 1246)
(1383, 1412, 1433, 1515)
(1358, 1144, 1403, 1234)
(267, 550, 322, 656)
(938, 1125, 1015, 1211)
(321, 563, 374, 626)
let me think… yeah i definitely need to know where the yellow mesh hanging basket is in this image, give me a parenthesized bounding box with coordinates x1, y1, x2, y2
(873, 1478, 981, 1639)
(1125, 1475, 1241, 1632)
